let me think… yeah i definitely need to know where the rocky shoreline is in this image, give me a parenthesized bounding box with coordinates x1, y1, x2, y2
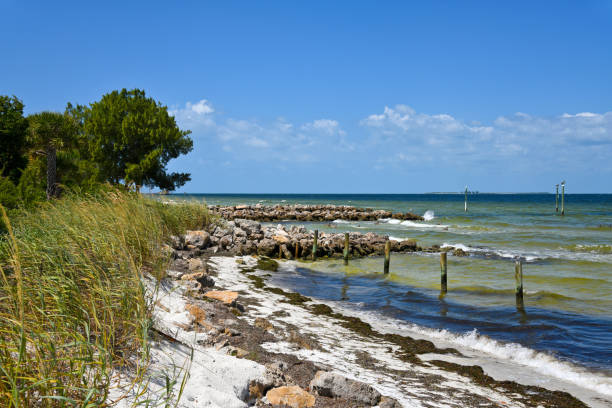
(136, 248, 588, 408)
(209, 204, 423, 222)
(175, 218, 421, 260)
(173, 217, 473, 261)
(117, 209, 597, 407)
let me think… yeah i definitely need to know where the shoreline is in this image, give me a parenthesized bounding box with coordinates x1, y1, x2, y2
(113, 239, 611, 407)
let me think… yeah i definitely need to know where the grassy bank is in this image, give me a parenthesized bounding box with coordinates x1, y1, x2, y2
(0, 191, 210, 407)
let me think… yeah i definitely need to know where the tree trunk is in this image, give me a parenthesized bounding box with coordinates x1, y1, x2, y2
(46, 145, 58, 200)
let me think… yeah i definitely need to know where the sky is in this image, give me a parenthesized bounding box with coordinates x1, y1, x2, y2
(1, 1, 612, 193)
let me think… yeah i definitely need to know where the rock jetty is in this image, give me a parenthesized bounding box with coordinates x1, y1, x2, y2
(209, 204, 423, 222)
(173, 218, 419, 260)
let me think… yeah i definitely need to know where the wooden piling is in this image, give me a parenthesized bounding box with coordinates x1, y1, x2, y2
(561, 181, 565, 216)
(343, 232, 349, 265)
(555, 184, 559, 213)
(440, 252, 448, 294)
(515, 260, 524, 309)
(312, 229, 318, 261)
(383, 240, 391, 274)
(464, 186, 468, 212)
(295, 241, 299, 259)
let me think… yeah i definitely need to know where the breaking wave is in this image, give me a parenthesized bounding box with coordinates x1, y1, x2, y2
(342, 306, 612, 398)
(423, 210, 435, 221)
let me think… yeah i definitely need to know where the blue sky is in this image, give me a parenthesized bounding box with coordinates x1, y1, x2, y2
(2, 1, 611, 193)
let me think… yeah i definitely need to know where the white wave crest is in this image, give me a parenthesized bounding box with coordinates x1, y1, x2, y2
(414, 327, 612, 397)
(334, 304, 612, 399)
(400, 220, 448, 229)
(379, 218, 448, 229)
(380, 218, 402, 225)
(423, 210, 435, 221)
(332, 219, 350, 224)
(440, 242, 612, 263)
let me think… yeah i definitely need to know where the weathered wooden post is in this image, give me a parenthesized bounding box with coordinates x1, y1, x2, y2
(295, 241, 299, 259)
(343, 232, 349, 265)
(383, 240, 391, 274)
(440, 252, 448, 294)
(464, 186, 468, 212)
(312, 229, 318, 261)
(515, 260, 524, 309)
(555, 184, 559, 213)
(561, 181, 565, 216)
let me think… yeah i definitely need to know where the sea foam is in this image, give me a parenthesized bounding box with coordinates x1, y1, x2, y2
(340, 305, 612, 398)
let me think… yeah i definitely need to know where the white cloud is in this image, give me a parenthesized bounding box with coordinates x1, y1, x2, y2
(302, 119, 346, 136)
(169, 99, 216, 128)
(171, 99, 349, 162)
(171, 98, 612, 176)
(188, 99, 214, 115)
(361, 105, 612, 172)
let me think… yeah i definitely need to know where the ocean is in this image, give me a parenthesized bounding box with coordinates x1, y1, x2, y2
(169, 193, 612, 400)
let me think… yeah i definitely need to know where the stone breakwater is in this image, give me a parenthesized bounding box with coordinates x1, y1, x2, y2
(173, 218, 419, 260)
(209, 204, 423, 222)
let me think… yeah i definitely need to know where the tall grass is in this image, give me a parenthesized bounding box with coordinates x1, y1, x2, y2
(0, 190, 210, 407)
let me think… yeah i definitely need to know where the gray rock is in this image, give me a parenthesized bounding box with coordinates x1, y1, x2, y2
(379, 396, 402, 408)
(234, 219, 261, 235)
(165, 269, 183, 279)
(257, 238, 277, 256)
(309, 371, 381, 405)
(184, 231, 210, 248)
(233, 227, 247, 238)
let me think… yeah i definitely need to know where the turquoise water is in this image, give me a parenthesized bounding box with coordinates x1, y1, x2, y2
(170, 193, 612, 375)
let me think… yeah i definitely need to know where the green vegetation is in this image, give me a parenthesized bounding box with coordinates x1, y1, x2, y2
(0, 88, 199, 405)
(0, 190, 210, 407)
(26, 112, 78, 199)
(0, 88, 193, 210)
(0, 96, 28, 184)
(72, 88, 193, 192)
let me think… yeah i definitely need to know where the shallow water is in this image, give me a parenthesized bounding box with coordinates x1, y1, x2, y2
(169, 193, 612, 377)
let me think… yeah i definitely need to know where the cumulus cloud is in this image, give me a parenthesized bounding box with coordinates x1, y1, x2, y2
(169, 98, 612, 179)
(188, 99, 214, 115)
(361, 105, 612, 171)
(171, 99, 349, 162)
(169, 99, 216, 128)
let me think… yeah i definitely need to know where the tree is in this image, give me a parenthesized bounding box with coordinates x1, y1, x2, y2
(82, 89, 193, 191)
(0, 95, 28, 183)
(26, 112, 78, 199)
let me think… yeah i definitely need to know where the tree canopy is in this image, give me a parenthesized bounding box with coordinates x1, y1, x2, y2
(81, 89, 193, 191)
(26, 112, 78, 199)
(0, 95, 28, 183)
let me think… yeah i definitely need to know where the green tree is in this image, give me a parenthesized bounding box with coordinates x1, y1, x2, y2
(26, 112, 78, 199)
(82, 89, 193, 191)
(0, 95, 28, 183)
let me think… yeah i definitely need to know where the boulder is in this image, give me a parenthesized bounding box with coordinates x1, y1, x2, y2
(272, 235, 290, 244)
(233, 227, 247, 238)
(188, 258, 204, 271)
(181, 272, 214, 288)
(184, 230, 210, 248)
(398, 239, 417, 251)
(204, 290, 238, 304)
(309, 371, 381, 405)
(235, 218, 261, 235)
(379, 396, 402, 407)
(257, 238, 277, 256)
(266, 385, 315, 408)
